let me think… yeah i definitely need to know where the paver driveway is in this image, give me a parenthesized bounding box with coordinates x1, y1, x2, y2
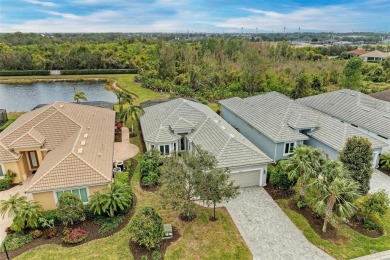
(224, 187, 332, 260)
(370, 169, 390, 195)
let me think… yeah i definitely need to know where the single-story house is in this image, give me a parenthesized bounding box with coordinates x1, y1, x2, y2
(297, 89, 390, 153)
(219, 92, 387, 167)
(347, 49, 369, 56)
(360, 50, 390, 62)
(140, 98, 272, 187)
(0, 102, 115, 210)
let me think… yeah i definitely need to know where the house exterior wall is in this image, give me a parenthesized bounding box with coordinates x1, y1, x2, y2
(89, 185, 109, 194)
(304, 138, 339, 160)
(220, 106, 277, 161)
(3, 160, 26, 183)
(14, 147, 44, 172)
(33, 191, 56, 210)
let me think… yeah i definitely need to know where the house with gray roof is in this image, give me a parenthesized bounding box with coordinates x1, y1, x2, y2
(219, 92, 387, 167)
(140, 98, 272, 187)
(297, 89, 390, 153)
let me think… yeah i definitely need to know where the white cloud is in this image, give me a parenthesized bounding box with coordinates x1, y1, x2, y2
(217, 6, 367, 32)
(24, 0, 59, 7)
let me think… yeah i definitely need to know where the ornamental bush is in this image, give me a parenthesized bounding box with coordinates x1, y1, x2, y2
(0, 171, 16, 191)
(269, 160, 297, 191)
(356, 189, 390, 222)
(140, 149, 161, 187)
(57, 193, 86, 226)
(128, 207, 163, 250)
(62, 228, 88, 244)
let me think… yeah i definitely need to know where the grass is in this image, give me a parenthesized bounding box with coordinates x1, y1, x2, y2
(276, 198, 390, 259)
(15, 119, 251, 260)
(0, 112, 24, 132)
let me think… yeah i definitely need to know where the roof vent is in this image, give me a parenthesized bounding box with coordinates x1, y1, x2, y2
(384, 115, 390, 119)
(214, 119, 219, 123)
(350, 93, 356, 96)
(221, 126, 226, 130)
(77, 148, 83, 154)
(183, 100, 187, 103)
(59, 104, 64, 108)
(340, 91, 345, 93)
(98, 153, 102, 157)
(84, 134, 88, 138)
(81, 140, 86, 146)
(229, 134, 235, 138)
(363, 108, 370, 112)
(87, 127, 91, 130)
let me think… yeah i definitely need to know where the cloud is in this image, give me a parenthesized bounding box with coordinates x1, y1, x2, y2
(217, 6, 369, 32)
(24, 0, 59, 7)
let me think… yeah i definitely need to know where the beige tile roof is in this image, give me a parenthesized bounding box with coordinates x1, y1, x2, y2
(0, 102, 115, 193)
(0, 142, 20, 162)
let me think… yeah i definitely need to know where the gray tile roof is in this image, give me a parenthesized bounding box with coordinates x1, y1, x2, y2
(220, 92, 387, 150)
(140, 99, 272, 168)
(297, 89, 390, 139)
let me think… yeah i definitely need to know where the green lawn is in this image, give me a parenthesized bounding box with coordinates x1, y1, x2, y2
(15, 117, 250, 260)
(0, 112, 24, 132)
(277, 198, 390, 259)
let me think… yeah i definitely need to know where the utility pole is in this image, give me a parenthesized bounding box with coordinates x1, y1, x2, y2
(284, 26, 286, 35)
(256, 27, 258, 34)
(298, 27, 300, 42)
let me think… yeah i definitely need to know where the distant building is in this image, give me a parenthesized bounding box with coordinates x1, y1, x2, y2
(360, 50, 390, 62)
(333, 41, 352, 46)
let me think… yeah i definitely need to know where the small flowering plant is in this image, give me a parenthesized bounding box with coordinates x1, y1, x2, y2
(62, 228, 88, 244)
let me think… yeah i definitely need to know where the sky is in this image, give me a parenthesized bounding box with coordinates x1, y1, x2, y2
(0, 0, 389, 33)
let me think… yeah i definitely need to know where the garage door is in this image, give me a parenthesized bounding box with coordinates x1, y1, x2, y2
(229, 170, 261, 187)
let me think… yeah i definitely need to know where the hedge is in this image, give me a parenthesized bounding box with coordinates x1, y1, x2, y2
(0, 70, 50, 76)
(61, 69, 137, 75)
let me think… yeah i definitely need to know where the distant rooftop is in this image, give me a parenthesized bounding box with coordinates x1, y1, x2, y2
(33, 101, 114, 111)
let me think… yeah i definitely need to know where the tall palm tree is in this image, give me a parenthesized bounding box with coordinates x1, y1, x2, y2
(285, 145, 323, 203)
(0, 194, 27, 218)
(308, 159, 360, 232)
(120, 104, 145, 133)
(115, 90, 138, 114)
(73, 86, 88, 104)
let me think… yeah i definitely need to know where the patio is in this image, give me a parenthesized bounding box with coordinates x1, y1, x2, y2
(113, 127, 139, 162)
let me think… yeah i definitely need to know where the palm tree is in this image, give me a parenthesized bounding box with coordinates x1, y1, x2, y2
(120, 104, 145, 133)
(380, 153, 390, 170)
(308, 159, 360, 232)
(73, 86, 88, 104)
(285, 145, 323, 203)
(89, 183, 132, 217)
(12, 201, 43, 231)
(115, 90, 137, 114)
(0, 194, 28, 218)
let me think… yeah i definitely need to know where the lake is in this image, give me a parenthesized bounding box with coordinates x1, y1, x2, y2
(0, 81, 117, 112)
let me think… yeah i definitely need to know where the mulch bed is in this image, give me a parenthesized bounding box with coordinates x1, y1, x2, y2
(140, 184, 160, 192)
(378, 168, 390, 178)
(264, 184, 295, 200)
(129, 226, 181, 260)
(288, 200, 344, 242)
(346, 219, 383, 238)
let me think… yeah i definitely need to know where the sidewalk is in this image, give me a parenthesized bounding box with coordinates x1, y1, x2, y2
(353, 250, 390, 260)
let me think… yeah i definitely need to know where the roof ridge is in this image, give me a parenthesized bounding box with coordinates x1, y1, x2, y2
(0, 104, 55, 141)
(0, 141, 20, 160)
(216, 136, 233, 161)
(54, 106, 83, 129)
(276, 100, 294, 140)
(72, 151, 110, 182)
(26, 150, 73, 192)
(8, 132, 29, 147)
(187, 115, 209, 140)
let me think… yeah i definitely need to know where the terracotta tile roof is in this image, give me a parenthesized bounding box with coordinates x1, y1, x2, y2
(0, 102, 115, 193)
(347, 49, 369, 55)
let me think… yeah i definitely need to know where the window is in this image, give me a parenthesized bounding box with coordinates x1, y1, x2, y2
(55, 188, 88, 203)
(0, 164, 4, 178)
(284, 142, 295, 155)
(159, 145, 170, 155)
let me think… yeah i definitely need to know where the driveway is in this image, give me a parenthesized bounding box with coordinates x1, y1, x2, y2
(0, 176, 33, 242)
(370, 169, 390, 195)
(224, 187, 332, 260)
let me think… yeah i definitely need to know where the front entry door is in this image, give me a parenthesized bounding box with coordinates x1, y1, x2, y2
(27, 151, 39, 169)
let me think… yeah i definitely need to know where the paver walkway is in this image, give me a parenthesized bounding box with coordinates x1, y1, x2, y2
(113, 127, 139, 162)
(224, 187, 332, 260)
(353, 250, 390, 260)
(0, 176, 33, 242)
(370, 169, 390, 195)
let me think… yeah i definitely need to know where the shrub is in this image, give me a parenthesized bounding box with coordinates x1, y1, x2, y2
(62, 228, 88, 244)
(380, 153, 390, 170)
(363, 219, 383, 232)
(0, 171, 16, 191)
(140, 256, 148, 260)
(0, 70, 50, 76)
(57, 192, 86, 226)
(140, 149, 161, 187)
(0, 232, 33, 252)
(89, 183, 132, 217)
(152, 251, 162, 260)
(40, 210, 58, 225)
(94, 214, 124, 234)
(129, 207, 164, 250)
(114, 171, 130, 185)
(141, 171, 160, 186)
(32, 229, 43, 239)
(356, 190, 390, 221)
(61, 69, 137, 75)
(269, 160, 297, 191)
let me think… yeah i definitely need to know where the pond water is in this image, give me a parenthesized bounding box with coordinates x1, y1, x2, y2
(0, 81, 117, 112)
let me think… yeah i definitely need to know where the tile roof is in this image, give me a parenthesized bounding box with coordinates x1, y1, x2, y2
(297, 89, 390, 139)
(347, 49, 369, 55)
(0, 102, 115, 193)
(360, 50, 390, 58)
(220, 92, 387, 151)
(140, 99, 272, 168)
